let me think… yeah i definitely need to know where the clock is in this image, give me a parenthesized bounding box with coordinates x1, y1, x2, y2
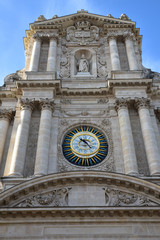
(62, 126, 108, 167)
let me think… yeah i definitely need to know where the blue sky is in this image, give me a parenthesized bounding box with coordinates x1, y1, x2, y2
(0, 0, 160, 86)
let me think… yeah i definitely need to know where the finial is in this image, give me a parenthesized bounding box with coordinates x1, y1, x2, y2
(77, 9, 88, 13)
(119, 13, 129, 20)
(107, 14, 113, 18)
(52, 15, 58, 19)
(36, 15, 46, 21)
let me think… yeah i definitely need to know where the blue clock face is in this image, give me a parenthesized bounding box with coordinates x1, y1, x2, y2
(62, 126, 108, 167)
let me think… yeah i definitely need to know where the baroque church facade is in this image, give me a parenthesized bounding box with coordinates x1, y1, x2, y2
(1, 10, 160, 239)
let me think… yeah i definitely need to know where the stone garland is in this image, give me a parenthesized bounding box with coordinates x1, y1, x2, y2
(16, 188, 71, 207)
(103, 187, 158, 207)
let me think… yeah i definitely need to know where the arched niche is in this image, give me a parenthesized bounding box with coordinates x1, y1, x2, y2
(70, 48, 97, 78)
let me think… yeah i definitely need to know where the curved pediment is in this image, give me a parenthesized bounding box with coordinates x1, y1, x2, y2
(0, 171, 160, 208)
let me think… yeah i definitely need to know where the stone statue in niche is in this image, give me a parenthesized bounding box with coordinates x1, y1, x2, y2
(78, 54, 89, 72)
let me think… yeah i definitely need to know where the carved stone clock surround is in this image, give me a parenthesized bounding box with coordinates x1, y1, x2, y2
(57, 119, 114, 172)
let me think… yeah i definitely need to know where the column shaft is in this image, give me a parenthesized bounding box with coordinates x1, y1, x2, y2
(47, 38, 57, 72)
(29, 38, 41, 71)
(116, 100, 138, 175)
(0, 111, 12, 165)
(125, 36, 139, 70)
(9, 102, 33, 177)
(109, 37, 121, 70)
(138, 106, 160, 175)
(34, 102, 53, 176)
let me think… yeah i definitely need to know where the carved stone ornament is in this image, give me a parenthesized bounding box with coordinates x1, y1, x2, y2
(33, 31, 58, 40)
(61, 110, 108, 117)
(60, 99, 71, 104)
(19, 98, 35, 111)
(16, 188, 71, 207)
(119, 13, 129, 20)
(143, 67, 160, 81)
(39, 98, 54, 111)
(0, 109, 13, 121)
(107, 29, 133, 39)
(57, 119, 114, 172)
(103, 187, 158, 207)
(97, 45, 108, 77)
(134, 97, 150, 111)
(66, 21, 99, 45)
(4, 72, 21, 84)
(36, 15, 46, 21)
(115, 98, 131, 111)
(97, 99, 109, 104)
(59, 46, 70, 78)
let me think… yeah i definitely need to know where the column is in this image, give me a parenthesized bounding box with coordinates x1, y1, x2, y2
(47, 37, 57, 72)
(9, 99, 34, 177)
(0, 110, 12, 166)
(108, 36, 121, 70)
(125, 35, 139, 70)
(116, 98, 138, 175)
(29, 34, 41, 71)
(34, 99, 54, 176)
(135, 98, 160, 175)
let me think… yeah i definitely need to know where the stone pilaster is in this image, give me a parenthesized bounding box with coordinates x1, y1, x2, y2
(0, 110, 12, 166)
(29, 34, 41, 71)
(125, 35, 139, 70)
(34, 99, 54, 176)
(116, 98, 138, 175)
(8, 99, 34, 177)
(135, 98, 160, 175)
(108, 36, 121, 70)
(47, 35, 57, 72)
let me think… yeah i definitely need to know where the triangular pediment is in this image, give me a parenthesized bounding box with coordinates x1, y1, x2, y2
(31, 11, 135, 27)
(24, 11, 142, 50)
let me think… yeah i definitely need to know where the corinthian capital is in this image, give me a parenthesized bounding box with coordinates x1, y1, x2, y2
(33, 32, 58, 41)
(19, 98, 35, 111)
(115, 98, 130, 111)
(134, 97, 150, 111)
(39, 98, 54, 112)
(0, 109, 13, 121)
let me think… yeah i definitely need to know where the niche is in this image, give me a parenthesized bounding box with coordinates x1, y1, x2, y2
(70, 48, 97, 78)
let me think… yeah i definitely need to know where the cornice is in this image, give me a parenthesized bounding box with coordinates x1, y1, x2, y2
(31, 12, 134, 27)
(0, 207, 160, 219)
(61, 88, 109, 96)
(108, 79, 152, 93)
(16, 80, 61, 95)
(0, 89, 17, 99)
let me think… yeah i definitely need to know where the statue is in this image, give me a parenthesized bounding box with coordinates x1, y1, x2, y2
(78, 54, 89, 72)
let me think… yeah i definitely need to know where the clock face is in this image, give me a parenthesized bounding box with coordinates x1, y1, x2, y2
(62, 126, 108, 167)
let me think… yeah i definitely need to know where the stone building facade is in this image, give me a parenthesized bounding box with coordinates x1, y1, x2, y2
(0, 10, 160, 239)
